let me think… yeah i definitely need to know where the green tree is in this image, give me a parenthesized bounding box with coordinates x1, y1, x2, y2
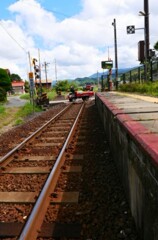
(55, 80, 70, 92)
(0, 87, 7, 101)
(154, 41, 158, 51)
(0, 68, 11, 92)
(10, 73, 22, 82)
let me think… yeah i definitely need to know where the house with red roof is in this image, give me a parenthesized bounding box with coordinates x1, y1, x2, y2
(11, 81, 25, 94)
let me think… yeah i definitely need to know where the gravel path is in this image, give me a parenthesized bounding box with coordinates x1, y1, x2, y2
(4, 96, 29, 108)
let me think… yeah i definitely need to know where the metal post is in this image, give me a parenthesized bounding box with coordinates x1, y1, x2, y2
(54, 59, 57, 83)
(144, 0, 149, 60)
(112, 19, 118, 90)
(140, 0, 149, 81)
(150, 60, 153, 81)
(28, 52, 32, 72)
(38, 49, 42, 96)
(43, 62, 49, 88)
(138, 67, 141, 83)
(145, 0, 149, 81)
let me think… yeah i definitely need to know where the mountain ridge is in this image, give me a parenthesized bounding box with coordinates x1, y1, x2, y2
(89, 67, 134, 78)
(52, 66, 139, 85)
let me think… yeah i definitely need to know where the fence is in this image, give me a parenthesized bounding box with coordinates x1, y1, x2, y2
(120, 60, 158, 84)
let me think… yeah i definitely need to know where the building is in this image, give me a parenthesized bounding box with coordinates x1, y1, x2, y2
(11, 81, 25, 94)
(35, 79, 52, 89)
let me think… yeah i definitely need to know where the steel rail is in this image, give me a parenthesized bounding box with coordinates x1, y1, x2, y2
(19, 102, 84, 240)
(0, 104, 71, 165)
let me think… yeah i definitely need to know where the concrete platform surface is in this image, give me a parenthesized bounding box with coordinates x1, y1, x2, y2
(99, 91, 158, 134)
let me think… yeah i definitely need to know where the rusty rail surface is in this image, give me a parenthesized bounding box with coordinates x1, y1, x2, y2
(0, 103, 71, 166)
(19, 103, 84, 239)
(0, 102, 84, 239)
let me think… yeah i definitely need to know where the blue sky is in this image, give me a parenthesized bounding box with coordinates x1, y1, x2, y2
(0, 0, 82, 20)
(0, 0, 157, 80)
(0, 0, 16, 19)
(42, 0, 82, 19)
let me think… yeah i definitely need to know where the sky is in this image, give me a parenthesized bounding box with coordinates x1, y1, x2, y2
(0, 0, 157, 81)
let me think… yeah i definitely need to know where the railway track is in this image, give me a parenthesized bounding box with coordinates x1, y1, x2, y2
(0, 100, 139, 240)
(0, 102, 84, 239)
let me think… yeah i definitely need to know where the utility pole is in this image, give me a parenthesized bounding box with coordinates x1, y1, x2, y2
(139, 0, 149, 81)
(28, 52, 32, 72)
(108, 47, 110, 60)
(38, 49, 42, 95)
(144, 0, 149, 61)
(54, 59, 57, 83)
(43, 62, 50, 88)
(112, 18, 118, 90)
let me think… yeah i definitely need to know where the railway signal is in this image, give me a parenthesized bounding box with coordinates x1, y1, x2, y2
(34, 65, 40, 80)
(32, 58, 40, 82)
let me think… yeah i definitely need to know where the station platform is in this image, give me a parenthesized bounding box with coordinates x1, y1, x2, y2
(95, 91, 158, 240)
(96, 91, 158, 162)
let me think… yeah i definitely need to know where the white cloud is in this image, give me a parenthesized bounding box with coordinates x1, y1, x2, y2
(0, 0, 157, 80)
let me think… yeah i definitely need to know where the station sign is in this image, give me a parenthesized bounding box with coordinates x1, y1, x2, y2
(28, 72, 34, 92)
(101, 61, 113, 69)
(29, 72, 34, 79)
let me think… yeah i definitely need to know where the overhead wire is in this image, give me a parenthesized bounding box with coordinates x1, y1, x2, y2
(0, 1, 71, 54)
(0, 0, 70, 52)
(0, 20, 32, 78)
(0, 21, 27, 53)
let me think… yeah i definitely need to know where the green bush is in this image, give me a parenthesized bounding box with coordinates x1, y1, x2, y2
(0, 68, 11, 91)
(118, 81, 158, 96)
(47, 90, 57, 100)
(0, 87, 7, 102)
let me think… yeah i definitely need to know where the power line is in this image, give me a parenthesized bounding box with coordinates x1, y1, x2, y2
(0, 1, 71, 53)
(0, 21, 27, 53)
(0, 20, 32, 78)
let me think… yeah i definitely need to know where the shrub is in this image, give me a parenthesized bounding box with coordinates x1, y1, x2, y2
(118, 81, 158, 96)
(0, 87, 7, 102)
